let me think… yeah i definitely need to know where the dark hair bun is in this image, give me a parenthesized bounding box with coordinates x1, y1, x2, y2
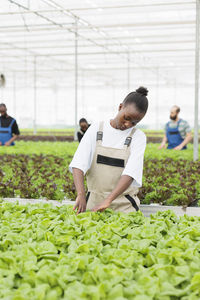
(136, 86, 148, 96)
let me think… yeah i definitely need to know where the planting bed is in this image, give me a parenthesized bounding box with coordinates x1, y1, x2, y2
(1, 201, 200, 299)
(16, 135, 200, 143)
(0, 141, 200, 299)
(18, 129, 199, 143)
(0, 142, 199, 207)
(18, 135, 74, 142)
(18, 135, 162, 143)
(139, 158, 200, 207)
(0, 154, 75, 200)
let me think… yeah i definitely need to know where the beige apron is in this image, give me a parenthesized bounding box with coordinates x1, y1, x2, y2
(86, 121, 140, 213)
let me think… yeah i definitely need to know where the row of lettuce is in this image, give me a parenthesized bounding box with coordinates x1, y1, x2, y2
(0, 142, 199, 206)
(0, 203, 200, 299)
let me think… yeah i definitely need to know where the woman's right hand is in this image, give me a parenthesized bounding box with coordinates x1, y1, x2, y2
(158, 142, 166, 149)
(73, 194, 86, 214)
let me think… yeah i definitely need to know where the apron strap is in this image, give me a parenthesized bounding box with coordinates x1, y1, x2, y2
(125, 195, 139, 211)
(123, 127, 137, 149)
(96, 121, 104, 145)
(9, 119, 15, 128)
(96, 122, 136, 148)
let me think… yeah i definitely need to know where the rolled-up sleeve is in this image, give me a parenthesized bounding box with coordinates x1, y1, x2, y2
(122, 130, 146, 187)
(185, 121, 191, 133)
(69, 123, 97, 174)
(12, 120, 20, 135)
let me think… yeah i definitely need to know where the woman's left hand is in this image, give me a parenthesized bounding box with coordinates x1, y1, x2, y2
(92, 199, 111, 212)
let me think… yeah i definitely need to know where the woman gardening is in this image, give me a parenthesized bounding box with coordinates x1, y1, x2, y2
(69, 87, 149, 214)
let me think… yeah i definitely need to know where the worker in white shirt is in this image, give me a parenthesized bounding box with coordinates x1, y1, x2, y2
(69, 87, 148, 214)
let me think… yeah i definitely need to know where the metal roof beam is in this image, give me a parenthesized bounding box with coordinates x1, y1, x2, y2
(0, 2, 195, 15)
(0, 23, 74, 29)
(3, 64, 195, 73)
(98, 20, 194, 28)
(0, 33, 195, 41)
(0, 40, 194, 51)
(0, 20, 195, 30)
(0, 48, 194, 57)
(7, 0, 129, 61)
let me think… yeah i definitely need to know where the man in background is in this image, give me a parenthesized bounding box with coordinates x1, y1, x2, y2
(159, 105, 192, 150)
(0, 103, 20, 146)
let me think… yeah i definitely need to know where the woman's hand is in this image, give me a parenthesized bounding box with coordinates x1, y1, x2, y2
(73, 194, 86, 214)
(174, 145, 183, 150)
(92, 198, 111, 212)
(158, 142, 166, 149)
(92, 175, 133, 213)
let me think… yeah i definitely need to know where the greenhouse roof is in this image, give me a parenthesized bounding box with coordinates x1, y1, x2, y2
(0, 0, 197, 88)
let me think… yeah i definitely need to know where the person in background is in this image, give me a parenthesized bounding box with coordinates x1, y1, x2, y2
(0, 103, 20, 146)
(159, 105, 192, 150)
(70, 87, 148, 214)
(77, 118, 90, 142)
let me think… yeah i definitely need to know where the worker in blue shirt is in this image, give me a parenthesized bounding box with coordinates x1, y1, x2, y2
(159, 105, 192, 150)
(0, 103, 20, 146)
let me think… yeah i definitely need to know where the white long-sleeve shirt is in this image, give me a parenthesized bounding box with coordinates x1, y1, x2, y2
(69, 120, 146, 187)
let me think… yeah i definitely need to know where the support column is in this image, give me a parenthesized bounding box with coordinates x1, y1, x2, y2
(127, 51, 130, 92)
(13, 72, 16, 117)
(74, 19, 78, 141)
(194, 0, 200, 161)
(155, 68, 159, 130)
(33, 56, 37, 135)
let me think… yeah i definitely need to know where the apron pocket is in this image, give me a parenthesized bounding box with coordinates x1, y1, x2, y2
(97, 154, 124, 167)
(125, 194, 139, 211)
(169, 131, 179, 135)
(0, 130, 9, 133)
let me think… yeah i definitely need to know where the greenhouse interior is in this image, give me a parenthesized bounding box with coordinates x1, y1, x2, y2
(0, 0, 200, 299)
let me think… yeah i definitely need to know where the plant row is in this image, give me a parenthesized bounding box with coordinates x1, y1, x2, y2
(0, 154, 75, 200)
(0, 153, 199, 206)
(139, 158, 200, 207)
(0, 202, 200, 299)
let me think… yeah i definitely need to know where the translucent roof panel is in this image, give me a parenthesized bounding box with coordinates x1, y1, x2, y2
(0, 0, 196, 88)
(0, 0, 199, 130)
